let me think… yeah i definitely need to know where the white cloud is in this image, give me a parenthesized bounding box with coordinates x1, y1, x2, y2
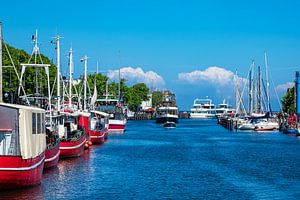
(276, 82, 294, 92)
(178, 66, 246, 86)
(107, 67, 165, 88)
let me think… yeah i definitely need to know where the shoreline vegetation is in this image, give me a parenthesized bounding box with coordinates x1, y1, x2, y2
(1, 42, 151, 111)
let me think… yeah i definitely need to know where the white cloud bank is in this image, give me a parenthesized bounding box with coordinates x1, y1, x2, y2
(276, 82, 294, 92)
(107, 67, 165, 88)
(178, 66, 246, 86)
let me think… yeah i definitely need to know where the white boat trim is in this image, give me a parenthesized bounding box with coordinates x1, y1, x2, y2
(0, 156, 45, 171)
(90, 135, 105, 138)
(45, 150, 60, 162)
(59, 138, 87, 150)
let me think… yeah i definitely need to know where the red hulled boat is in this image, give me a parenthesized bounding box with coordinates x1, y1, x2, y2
(59, 112, 87, 158)
(0, 103, 46, 190)
(89, 110, 109, 144)
(96, 99, 127, 133)
(44, 122, 60, 168)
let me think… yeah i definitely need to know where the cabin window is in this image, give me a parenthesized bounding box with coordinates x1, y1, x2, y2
(0, 106, 20, 156)
(36, 113, 42, 134)
(41, 113, 45, 133)
(32, 113, 37, 134)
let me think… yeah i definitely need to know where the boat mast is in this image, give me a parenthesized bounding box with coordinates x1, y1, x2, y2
(264, 52, 270, 112)
(257, 65, 262, 113)
(118, 50, 121, 104)
(235, 69, 239, 114)
(0, 22, 2, 103)
(249, 60, 254, 115)
(296, 71, 300, 118)
(33, 30, 39, 96)
(81, 55, 88, 111)
(68, 48, 73, 108)
(54, 35, 62, 111)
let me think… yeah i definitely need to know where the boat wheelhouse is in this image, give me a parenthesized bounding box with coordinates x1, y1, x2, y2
(59, 112, 87, 158)
(96, 98, 126, 133)
(156, 106, 179, 124)
(156, 92, 179, 124)
(89, 110, 109, 144)
(0, 103, 46, 190)
(215, 100, 236, 118)
(190, 98, 216, 119)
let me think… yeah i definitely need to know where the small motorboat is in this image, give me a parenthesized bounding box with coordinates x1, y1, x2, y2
(163, 121, 176, 128)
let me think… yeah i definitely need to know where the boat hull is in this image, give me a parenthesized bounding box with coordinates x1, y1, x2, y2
(89, 129, 106, 144)
(255, 127, 276, 131)
(163, 122, 176, 128)
(109, 124, 126, 132)
(0, 153, 45, 190)
(59, 134, 87, 158)
(156, 117, 178, 124)
(190, 113, 216, 119)
(44, 143, 60, 169)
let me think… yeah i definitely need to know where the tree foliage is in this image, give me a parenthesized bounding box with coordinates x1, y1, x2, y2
(2, 43, 150, 110)
(152, 90, 163, 108)
(2, 42, 56, 101)
(282, 87, 296, 114)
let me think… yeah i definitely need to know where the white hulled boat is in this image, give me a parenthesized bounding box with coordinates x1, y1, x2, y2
(190, 98, 216, 119)
(215, 99, 236, 118)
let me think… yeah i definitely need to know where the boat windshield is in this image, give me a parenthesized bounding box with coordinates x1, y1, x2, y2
(0, 106, 20, 156)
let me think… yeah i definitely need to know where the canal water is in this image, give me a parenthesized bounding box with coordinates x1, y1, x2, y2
(1, 119, 300, 199)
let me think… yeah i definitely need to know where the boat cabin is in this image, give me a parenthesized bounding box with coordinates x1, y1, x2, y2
(0, 103, 46, 159)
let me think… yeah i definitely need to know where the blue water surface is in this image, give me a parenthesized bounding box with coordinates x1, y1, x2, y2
(1, 119, 300, 200)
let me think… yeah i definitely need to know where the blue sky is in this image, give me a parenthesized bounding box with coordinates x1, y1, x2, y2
(1, 0, 300, 110)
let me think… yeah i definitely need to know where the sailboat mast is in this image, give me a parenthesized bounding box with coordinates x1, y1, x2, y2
(235, 69, 239, 114)
(68, 48, 73, 108)
(257, 66, 262, 113)
(264, 52, 270, 112)
(118, 50, 121, 103)
(249, 60, 254, 115)
(296, 71, 300, 118)
(0, 22, 2, 103)
(55, 35, 61, 111)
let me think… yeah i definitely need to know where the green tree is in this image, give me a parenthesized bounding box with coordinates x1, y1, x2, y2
(2, 42, 56, 101)
(282, 87, 296, 114)
(152, 90, 163, 108)
(123, 83, 149, 111)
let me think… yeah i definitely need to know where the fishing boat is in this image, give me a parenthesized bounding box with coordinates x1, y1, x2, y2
(156, 92, 179, 124)
(190, 98, 216, 119)
(96, 80, 126, 133)
(89, 110, 109, 144)
(44, 115, 60, 169)
(0, 103, 46, 190)
(59, 112, 87, 158)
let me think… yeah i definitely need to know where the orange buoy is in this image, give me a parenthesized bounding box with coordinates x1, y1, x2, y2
(88, 141, 93, 146)
(84, 143, 89, 149)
